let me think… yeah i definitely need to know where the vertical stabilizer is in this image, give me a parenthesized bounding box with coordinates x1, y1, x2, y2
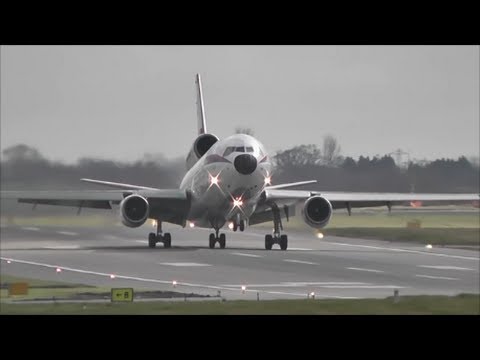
(195, 73, 207, 135)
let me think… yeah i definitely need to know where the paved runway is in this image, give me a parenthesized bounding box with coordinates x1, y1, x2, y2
(1, 223, 479, 300)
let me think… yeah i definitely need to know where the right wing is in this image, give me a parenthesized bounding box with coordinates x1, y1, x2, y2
(1, 189, 191, 226)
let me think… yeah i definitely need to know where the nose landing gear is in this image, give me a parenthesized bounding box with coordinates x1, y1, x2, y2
(209, 228, 226, 249)
(264, 203, 288, 251)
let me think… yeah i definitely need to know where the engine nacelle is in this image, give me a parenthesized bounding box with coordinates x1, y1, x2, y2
(301, 195, 333, 229)
(120, 194, 150, 228)
(186, 133, 219, 170)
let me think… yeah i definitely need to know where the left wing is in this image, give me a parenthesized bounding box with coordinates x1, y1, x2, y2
(1, 189, 191, 226)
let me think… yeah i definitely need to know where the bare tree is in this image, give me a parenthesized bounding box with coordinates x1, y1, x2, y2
(235, 127, 254, 136)
(322, 135, 342, 166)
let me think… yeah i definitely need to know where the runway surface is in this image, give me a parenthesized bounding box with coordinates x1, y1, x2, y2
(1, 223, 479, 300)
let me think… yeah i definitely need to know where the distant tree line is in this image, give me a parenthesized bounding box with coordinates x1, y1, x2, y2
(1, 139, 478, 195)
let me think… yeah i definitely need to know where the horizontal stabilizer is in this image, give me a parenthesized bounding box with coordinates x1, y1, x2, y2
(266, 180, 317, 190)
(80, 178, 160, 191)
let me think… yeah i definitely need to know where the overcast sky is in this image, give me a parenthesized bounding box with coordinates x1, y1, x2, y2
(1, 45, 478, 163)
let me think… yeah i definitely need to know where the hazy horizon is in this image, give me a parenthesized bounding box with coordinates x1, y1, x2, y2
(1, 45, 478, 164)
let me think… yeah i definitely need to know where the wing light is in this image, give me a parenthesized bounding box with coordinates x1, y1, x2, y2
(316, 231, 324, 239)
(56, 267, 62, 273)
(228, 222, 234, 230)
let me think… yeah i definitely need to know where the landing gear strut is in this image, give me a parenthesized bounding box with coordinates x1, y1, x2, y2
(264, 203, 288, 251)
(148, 220, 172, 248)
(232, 219, 245, 232)
(209, 228, 226, 249)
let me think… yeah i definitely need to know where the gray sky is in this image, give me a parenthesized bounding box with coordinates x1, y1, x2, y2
(1, 45, 478, 163)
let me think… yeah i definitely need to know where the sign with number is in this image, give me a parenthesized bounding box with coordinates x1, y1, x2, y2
(111, 288, 134, 302)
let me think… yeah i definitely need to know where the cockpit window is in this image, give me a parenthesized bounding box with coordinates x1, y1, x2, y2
(246, 146, 254, 153)
(223, 147, 236, 157)
(235, 146, 245, 152)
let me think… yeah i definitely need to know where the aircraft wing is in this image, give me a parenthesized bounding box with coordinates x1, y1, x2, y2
(250, 190, 479, 225)
(1, 189, 191, 226)
(261, 189, 479, 209)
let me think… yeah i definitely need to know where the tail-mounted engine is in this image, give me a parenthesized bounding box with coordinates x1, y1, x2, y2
(120, 194, 150, 228)
(301, 195, 333, 229)
(186, 133, 219, 170)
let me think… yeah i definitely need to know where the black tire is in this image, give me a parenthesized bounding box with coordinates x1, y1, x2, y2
(148, 233, 156, 248)
(219, 233, 226, 249)
(239, 220, 245, 232)
(164, 233, 172, 248)
(280, 234, 288, 251)
(265, 234, 273, 250)
(209, 233, 216, 249)
(233, 222, 238, 232)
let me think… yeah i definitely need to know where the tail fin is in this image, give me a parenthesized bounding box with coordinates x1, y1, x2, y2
(195, 73, 207, 135)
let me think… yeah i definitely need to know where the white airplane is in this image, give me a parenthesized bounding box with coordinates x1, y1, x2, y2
(2, 74, 479, 250)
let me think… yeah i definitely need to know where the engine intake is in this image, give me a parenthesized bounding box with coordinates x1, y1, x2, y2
(302, 195, 332, 229)
(120, 194, 150, 228)
(186, 133, 219, 170)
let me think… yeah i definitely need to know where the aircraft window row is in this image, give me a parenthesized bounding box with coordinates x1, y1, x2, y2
(223, 146, 255, 156)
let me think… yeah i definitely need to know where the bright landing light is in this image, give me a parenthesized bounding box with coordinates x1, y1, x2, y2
(316, 232, 324, 239)
(233, 198, 243, 207)
(189, 222, 195, 228)
(56, 267, 62, 273)
(228, 222, 234, 230)
(264, 176, 271, 186)
(210, 175, 219, 186)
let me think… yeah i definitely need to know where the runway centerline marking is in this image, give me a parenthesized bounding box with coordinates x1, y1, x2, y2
(22, 227, 40, 231)
(415, 274, 459, 281)
(157, 262, 211, 267)
(135, 240, 148, 244)
(284, 259, 317, 265)
(222, 282, 370, 287)
(56, 231, 78, 236)
(347, 267, 385, 273)
(230, 252, 262, 258)
(417, 265, 476, 271)
(328, 241, 479, 261)
(288, 248, 314, 251)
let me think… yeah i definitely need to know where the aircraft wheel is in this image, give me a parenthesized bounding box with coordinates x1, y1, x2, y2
(164, 233, 172, 248)
(233, 222, 238, 232)
(280, 234, 288, 251)
(148, 233, 156, 248)
(239, 220, 245, 232)
(209, 233, 216, 249)
(219, 233, 226, 249)
(265, 234, 273, 250)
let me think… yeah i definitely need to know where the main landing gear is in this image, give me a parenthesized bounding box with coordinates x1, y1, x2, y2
(148, 220, 171, 248)
(264, 203, 288, 251)
(209, 228, 226, 249)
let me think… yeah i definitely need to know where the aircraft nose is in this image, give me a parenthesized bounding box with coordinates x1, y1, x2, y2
(234, 154, 257, 175)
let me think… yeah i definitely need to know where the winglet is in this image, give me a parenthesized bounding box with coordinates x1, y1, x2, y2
(195, 73, 207, 135)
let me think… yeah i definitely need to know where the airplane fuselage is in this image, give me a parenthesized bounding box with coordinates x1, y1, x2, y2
(179, 134, 272, 229)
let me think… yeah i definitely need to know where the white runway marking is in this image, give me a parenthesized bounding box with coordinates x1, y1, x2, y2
(0, 256, 325, 298)
(158, 262, 211, 267)
(328, 241, 479, 261)
(319, 285, 406, 289)
(230, 252, 262, 258)
(43, 246, 81, 250)
(417, 265, 476, 271)
(222, 282, 369, 287)
(22, 227, 40, 231)
(56, 231, 78, 236)
(103, 235, 119, 240)
(415, 274, 459, 281)
(288, 247, 314, 251)
(135, 240, 148, 244)
(347, 267, 385, 273)
(284, 259, 317, 265)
